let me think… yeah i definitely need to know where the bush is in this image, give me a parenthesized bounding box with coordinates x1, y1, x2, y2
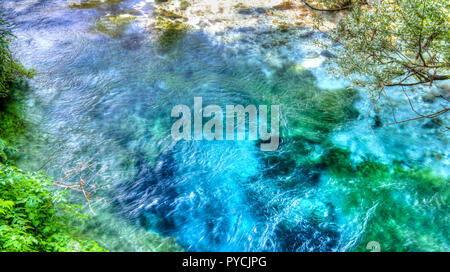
(0, 16, 104, 252)
(0, 18, 34, 99)
(0, 163, 105, 252)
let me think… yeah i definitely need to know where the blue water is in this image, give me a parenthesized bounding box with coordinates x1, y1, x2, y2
(3, 0, 448, 251)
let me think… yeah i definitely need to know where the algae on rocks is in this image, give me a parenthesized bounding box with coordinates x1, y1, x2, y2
(94, 13, 137, 38)
(154, 9, 189, 49)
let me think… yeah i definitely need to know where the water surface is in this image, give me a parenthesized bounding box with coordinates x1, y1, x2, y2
(3, 0, 448, 252)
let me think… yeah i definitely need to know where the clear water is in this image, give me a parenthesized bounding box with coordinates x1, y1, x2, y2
(2, 0, 448, 252)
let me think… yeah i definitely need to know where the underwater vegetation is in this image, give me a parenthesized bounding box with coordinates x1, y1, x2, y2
(252, 64, 360, 173)
(69, 0, 138, 38)
(155, 19, 189, 49)
(0, 163, 105, 252)
(94, 13, 137, 38)
(79, 211, 183, 252)
(0, 15, 108, 252)
(320, 148, 449, 252)
(153, 9, 189, 49)
(251, 64, 359, 144)
(68, 0, 126, 10)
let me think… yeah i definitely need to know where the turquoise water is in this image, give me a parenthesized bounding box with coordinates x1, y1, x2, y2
(2, 0, 448, 251)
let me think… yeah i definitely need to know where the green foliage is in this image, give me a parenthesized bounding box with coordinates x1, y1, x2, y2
(0, 18, 34, 99)
(0, 140, 8, 163)
(0, 139, 16, 164)
(0, 16, 105, 252)
(320, 0, 449, 91)
(309, 3, 449, 250)
(0, 18, 32, 151)
(0, 163, 105, 251)
(0, 18, 32, 164)
(311, 1, 449, 249)
(0, 99, 26, 146)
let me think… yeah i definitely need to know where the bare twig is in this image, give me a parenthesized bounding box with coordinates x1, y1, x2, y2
(381, 89, 398, 123)
(50, 160, 108, 215)
(79, 175, 94, 214)
(401, 87, 429, 118)
(383, 108, 449, 127)
(36, 148, 60, 172)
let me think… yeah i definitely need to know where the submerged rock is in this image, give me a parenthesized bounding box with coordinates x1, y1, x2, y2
(436, 82, 450, 95)
(237, 26, 256, 33)
(121, 34, 144, 50)
(237, 8, 253, 15)
(68, 0, 126, 10)
(254, 7, 268, 14)
(272, 1, 298, 11)
(423, 118, 443, 129)
(237, 7, 267, 16)
(422, 90, 441, 103)
(320, 50, 334, 58)
(94, 13, 137, 38)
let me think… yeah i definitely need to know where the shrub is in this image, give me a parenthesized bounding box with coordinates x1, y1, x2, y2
(0, 18, 34, 99)
(0, 17, 104, 252)
(0, 163, 105, 252)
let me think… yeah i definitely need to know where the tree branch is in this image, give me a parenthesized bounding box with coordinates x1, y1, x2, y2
(383, 108, 448, 127)
(386, 74, 450, 87)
